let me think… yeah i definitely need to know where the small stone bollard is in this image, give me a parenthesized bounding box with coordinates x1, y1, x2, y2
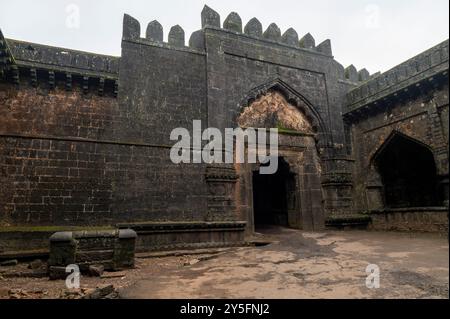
(48, 229, 137, 279)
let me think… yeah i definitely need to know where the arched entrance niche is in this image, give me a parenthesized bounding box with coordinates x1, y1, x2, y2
(252, 157, 296, 227)
(371, 131, 439, 208)
(234, 80, 327, 233)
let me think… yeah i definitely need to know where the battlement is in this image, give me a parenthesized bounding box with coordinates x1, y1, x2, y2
(0, 29, 119, 97)
(122, 5, 336, 57)
(345, 39, 449, 116)
(343, 65, 373, 83)
(8, 39, 119, 77)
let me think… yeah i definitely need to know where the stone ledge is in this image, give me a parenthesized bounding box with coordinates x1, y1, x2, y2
(368, 207, 449, 234)
(0, 249, 49, 262)
(326, 215, 371, 229)
(117, 221, 247, 232)
(370, 207, 448, 214)
(117, 221, 247, 253)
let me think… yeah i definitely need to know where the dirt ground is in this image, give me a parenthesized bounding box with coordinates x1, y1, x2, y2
(121, 227, 449, 299)
(0, 251, 218, 299)
(1, 228, 448, 299)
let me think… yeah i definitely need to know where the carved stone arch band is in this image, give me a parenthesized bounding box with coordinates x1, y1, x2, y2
(237, 78, 330, 148)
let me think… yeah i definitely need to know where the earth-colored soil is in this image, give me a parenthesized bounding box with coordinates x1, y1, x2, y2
(1, 228, 448, 299)
(121, 227, 449, 299)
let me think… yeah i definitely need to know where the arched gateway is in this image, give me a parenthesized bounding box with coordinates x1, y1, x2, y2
(234, 84, 326, 233)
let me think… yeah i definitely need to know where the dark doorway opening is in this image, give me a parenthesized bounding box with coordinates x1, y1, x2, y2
(253, 157, 296, 228)
(375, 133, 439, 208)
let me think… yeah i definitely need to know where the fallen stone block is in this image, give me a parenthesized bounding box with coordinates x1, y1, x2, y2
(82, 285, 115, 299)
(101, 271, 127, 279)
(89, 265, 105, 277)
(49, 266, 69, 280)
(28, 259, 45, 270)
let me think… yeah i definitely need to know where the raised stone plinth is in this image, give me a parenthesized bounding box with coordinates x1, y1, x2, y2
(369, 207, 449, 234)
(117, 221, 246, 252)
(48, 229, 137, 275)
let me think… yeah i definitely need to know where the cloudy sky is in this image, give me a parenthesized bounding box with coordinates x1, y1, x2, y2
(0, 0, 448, 73)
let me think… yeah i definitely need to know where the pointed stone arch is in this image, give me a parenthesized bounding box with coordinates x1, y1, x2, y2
(235, 78, 327, 232)
(370, 130, 434, 165)
(370, 130, 439, 208)
(237, 78, 330, 148)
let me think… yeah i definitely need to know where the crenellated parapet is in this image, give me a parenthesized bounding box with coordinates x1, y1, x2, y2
(344, 64, 373, 84)
(223, 12, 242, 33)
(344, 40, 449, 118)
(0, 29, 119, 97)
(202, 5, 333, 56)
(146, 20, 163, 42)
(122, 13, 205, 53)
(122, 5, 335, 57)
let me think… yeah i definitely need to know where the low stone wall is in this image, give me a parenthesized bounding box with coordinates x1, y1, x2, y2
(0, 227, 115, 260)
(117, 221, 247, 252)
(49, 229, 137, 274)
(325, 215, 371, 230)
(0, 222, 248, 257)
(0, 230, 53, 257)
(369, 207, 449, 234)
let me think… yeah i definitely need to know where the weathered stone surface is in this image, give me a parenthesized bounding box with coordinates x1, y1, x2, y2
(223, 12, 242, 33)
(82, 285, 115, 299)
(201, 5, 220, 28)
(48, 230, 136, 272)
(299, 33, 315, 49)
(345, 65, 358, 82)
(316, 39, 332, 55)
(89, 264, 105, 277)
(0, 7, 448, 258)
(244, 18, 262, 37)
(238, 91, 313, 133)
(189, 30, 205, 50)
(263, 23, 281, 41)
(122, 14, 140, 40)
(28, 259, 44, 270)
(49, 266, 68, 280)
(370, 208, 448, 233)
(168, 25, 185, 47)
(118, 221, 246, 252)
(146, 20, 163, 42)
(101, 271, 127, 279)
(358, 68, 370, 81)
(344, 40, 449, 220)
(281, 28, 299, 47)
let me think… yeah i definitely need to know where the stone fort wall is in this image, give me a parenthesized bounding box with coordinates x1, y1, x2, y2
(0, 6, 448, 254)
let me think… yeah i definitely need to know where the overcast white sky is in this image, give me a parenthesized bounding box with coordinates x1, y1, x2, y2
(0, 0, 448, 73)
